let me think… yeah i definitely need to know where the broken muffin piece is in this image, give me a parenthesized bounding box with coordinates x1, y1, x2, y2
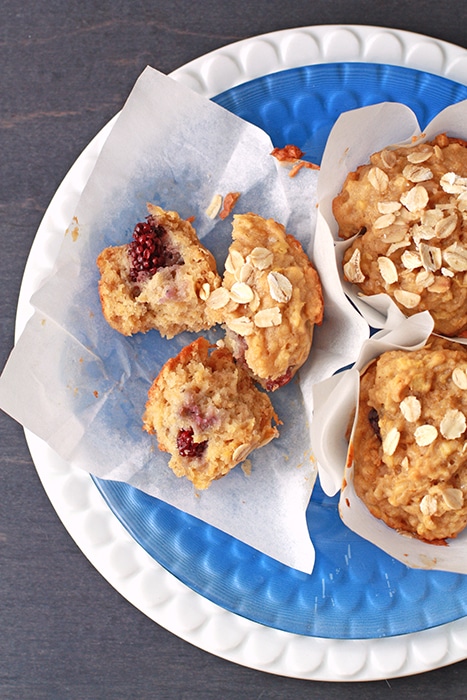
(96, 203, 221, 338)
(207, 213, 324, 390)
(142, 337, 280, 490)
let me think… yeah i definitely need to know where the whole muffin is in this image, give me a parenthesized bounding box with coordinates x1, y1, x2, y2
(352, 336, 467, 542)
(335, 134, 467, 337)
(207, 213, 324, 390)
(142, 337, 280, 490)
(97, 203, 221, 338)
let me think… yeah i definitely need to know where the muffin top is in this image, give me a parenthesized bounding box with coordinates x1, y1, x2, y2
(352, 336, 467, 542)
(335, 134, 467, 337)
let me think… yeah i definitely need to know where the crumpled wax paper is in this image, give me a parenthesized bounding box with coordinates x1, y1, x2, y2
(0, 66, 368, 573)
(311, 312, 467, 574)
(316, 98, 467, 333)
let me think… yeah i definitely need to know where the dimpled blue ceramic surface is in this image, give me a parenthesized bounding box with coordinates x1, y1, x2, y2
(93, 63, 467, 640)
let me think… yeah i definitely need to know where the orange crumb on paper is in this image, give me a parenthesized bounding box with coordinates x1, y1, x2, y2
(241, 459, 252, 477)
(289, 161, 320, 178)
(270, 144, 304, 162)
(219, 191, 240, 219)
(186, 215, 196, 223)
(93, 390, 99, 398)
(346, 442, 354, 469)
(66, 215, 80, 242)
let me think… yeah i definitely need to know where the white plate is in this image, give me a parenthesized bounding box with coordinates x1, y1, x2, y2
(16, 25, 467, 681)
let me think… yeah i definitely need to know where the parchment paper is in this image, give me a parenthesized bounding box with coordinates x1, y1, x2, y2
(0, 67, 368, 573)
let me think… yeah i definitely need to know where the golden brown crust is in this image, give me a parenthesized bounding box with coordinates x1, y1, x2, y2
(207, 213, 324, 390)
(352, 336, 467, 541)
(96, 204, 221, 338)
(334, 135, 467, 337)
(142, 337, 280, 490)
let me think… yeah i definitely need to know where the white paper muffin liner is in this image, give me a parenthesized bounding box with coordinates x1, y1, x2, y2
(311, 311, 467, 573)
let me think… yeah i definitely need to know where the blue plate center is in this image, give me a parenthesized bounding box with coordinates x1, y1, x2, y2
(94, 62, 467, 639)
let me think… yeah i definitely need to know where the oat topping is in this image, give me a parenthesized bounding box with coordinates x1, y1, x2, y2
(381, 149, 397, 169)
(422, 208, 444, 226)
(414, 269, 435, 288)
(224, 249, 244, 275)
(237, 262, 254, 284)
(419, 243, 442, 272)
(458, 192, 467, 211)
(442, 488, 464, 511)
(393, 289, 421, 308)
(414, 424, 438, 446)
(382, 426, 400, 456)
(378, 201, 402, 214)
(407, 147, 433, 164)
(368, 166, 389, 193)
(435, 213, 458, 239)
(225, 316, 254, 336)
(198, 282, 211, 301)
(443, 243, 467, 271)
(374, 213, 396, 229)
(452, 367, 467, 390)
(254, 307, 282, 328)
(205, 194, 222, 219)
(267, 271, 293, 303)
(377, 256, 398, 284)
(400, 396, 421, 422)
(383, 228, 409, 243)
(206, 286, 230, 309)
(402, 163, 433, 183)
(440, 172, 467, 194)
(420, 494, 438, 516)
(343, 248, 365, 283)
(232, 443, 253, 462)
(441, 267, 455, 277)
(247, 247, 274, 270)
(387, 238, 411, 256)
(400, 185, 429, 212)
(401, 250, 422, 270)
(229, 281, 254, 304)
(249, 290, 261, 312)
(440, 408, 467, 440)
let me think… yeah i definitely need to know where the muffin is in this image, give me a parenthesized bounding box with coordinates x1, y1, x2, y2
(96, 203, 221, 338)
(207, 213, 324, 390)
(351, 336, 467, 542)
(334, 134, 467, 337)
(142, 337, 280, 490)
